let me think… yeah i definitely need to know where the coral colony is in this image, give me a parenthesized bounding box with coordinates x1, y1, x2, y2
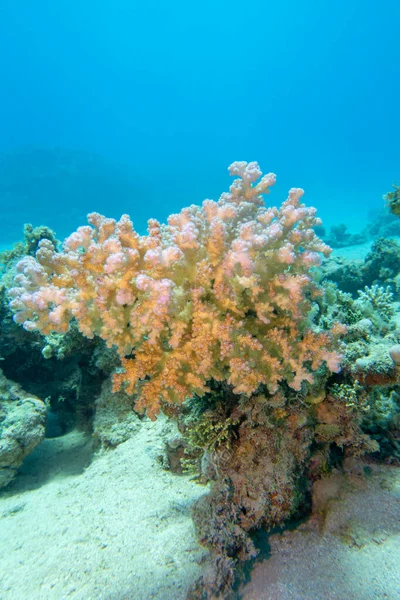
(11, 161, 383, 598)
(9, 161, 342, 418)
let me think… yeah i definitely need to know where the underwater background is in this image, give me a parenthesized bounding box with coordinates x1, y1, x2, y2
(1, 0, 400, 245)
(2, 3, 400, 600)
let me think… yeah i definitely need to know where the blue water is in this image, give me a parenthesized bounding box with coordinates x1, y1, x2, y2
(1, 0, 399, 246)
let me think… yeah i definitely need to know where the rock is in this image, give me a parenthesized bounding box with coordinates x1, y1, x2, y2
(389, 343, 400, 365)
(0, 369, 46, 488)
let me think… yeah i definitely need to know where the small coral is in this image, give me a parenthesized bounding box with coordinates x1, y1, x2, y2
(184, 409, 240, 454)
(0, 224, 58, 273)
(355, 285, 394, 321)
(364, 388, 399, 429)
(384, 184, 400, 217)
(330, 381, 369, 413)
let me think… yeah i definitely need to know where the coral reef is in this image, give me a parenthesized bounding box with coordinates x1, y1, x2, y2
(1, 237, 110, 434)
(324, 210, 400, 249)
(366, 206, 400, 239)
(322, 184, 400, 249)
(322, 237, 400, 295)
(363, 238, 400, 291)
(4, 161, 398, 599)
(324, 223, 366, 249)
(315, 280, 400, 460)
(317, 281, 399, 383)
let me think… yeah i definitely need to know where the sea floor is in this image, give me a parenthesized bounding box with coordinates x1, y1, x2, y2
(1, 421, 399, 600)
(0, 418, 208, 600)
(331, 239, 374, 261)
(240, 462, 400, 600)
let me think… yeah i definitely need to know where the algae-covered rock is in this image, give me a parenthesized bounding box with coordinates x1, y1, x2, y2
(322, 238, 400, 295)
(0, 369, 46, 488)
(92, 377, 141, 448)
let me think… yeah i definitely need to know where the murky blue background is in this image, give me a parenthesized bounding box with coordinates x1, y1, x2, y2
(1, 0, 399, 245)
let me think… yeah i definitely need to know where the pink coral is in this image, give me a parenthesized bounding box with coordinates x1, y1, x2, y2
(9, 161, 341, 419)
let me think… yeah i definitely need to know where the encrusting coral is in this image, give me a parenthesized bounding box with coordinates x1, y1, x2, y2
(9, 161, 342, 419)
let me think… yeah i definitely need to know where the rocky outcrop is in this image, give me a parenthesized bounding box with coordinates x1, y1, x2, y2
(0, 369, 46, 488)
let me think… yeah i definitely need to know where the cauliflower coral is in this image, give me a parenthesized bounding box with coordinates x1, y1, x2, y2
(9, 161, 342, 418)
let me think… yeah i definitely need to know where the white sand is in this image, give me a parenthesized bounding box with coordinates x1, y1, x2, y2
(331, 235, 400, 262)
(240, 463, 400, 600)
(1, 417, 400, 600)
(0, 418, 209, 600)
(331, 240, 373, 262)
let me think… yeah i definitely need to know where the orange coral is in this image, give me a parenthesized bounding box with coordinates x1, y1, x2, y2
(9, 161, 341, 418)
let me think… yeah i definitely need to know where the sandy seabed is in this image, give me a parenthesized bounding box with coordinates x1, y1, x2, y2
(240, 462, 400, 600)
(1, 420, 400, 600)
(0, 418, 208, 600)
